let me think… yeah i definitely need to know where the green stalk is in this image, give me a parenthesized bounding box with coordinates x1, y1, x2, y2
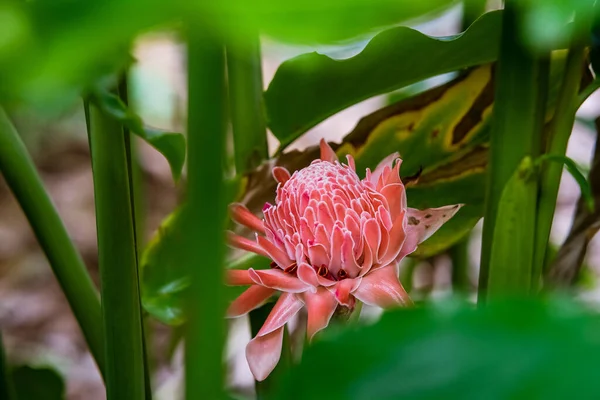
(0, 108, 105, 377)
(0, 332, 15, 400)
(449, 235, 471, 294)
(88, 103, 145, 399)
(184, 28, 227, 399)
(119, 73, 153, 400)
(226, 33, 269, 174)
(479, 2, 549, 300)
(533, 42, 588, 279)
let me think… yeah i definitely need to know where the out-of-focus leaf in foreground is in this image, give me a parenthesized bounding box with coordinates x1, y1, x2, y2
(214, 0, 457, 44)
(141, 192, 271, 325)
(0, 0, 455, 109)
(264, 11, 502, 149)
(91, 89, 186, 181)
(518, 0, 596, 52)
(272, 298, 600, 400)
(12, 365, 65, 400)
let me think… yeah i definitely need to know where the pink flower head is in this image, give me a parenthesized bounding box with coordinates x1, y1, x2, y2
(226, 139, 461, 381)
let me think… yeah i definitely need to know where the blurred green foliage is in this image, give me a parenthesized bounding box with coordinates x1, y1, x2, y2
(0, 0, 456, 111)
(272, 297, 600, 399)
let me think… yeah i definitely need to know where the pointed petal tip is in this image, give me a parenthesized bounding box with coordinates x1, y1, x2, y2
(319, 139, 338, 163)
(246, 327, 284, 381)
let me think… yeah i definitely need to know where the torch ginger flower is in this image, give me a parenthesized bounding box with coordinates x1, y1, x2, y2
(226, 139, 461, 381)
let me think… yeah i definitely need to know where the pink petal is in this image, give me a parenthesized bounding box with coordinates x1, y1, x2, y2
(272, 166, 291, 184)
(380, 183, 406, 221)
(303, 288, 337, 340)
(227, 285, 275, 317)
(378, 209, 408, 266)
(257, 236, 293, 268)
(308, 242, 330, 269)
(249, 268, 311, 293)
(353, 264, 412, 308)
(319, 138, 338, 163)
(328, 224, 344, 275)
(406, 205, 463, 244)
(363, 218, 381, 263)
(331, 278, 362, 307)
(226, 231, 269, 257)
(368, 152, 399, 185)
(297, 262, 336, 287)
(257, 292, 304, 336)
(246, 326, 284, 381)
(226, 269, 254, 286)
(230, 203, 265, 234)
(341, 231, 361, 277)
(346, 154, 356, 171)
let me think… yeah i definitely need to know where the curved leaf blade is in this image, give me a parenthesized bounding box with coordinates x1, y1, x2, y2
(264, 11, 502, 148)
(91, 89, 186, 181)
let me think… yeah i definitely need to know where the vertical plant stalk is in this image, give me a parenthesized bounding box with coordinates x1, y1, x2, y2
(449, 235, 471, 293)
(0, 108, 105, 377)
(88, 103, 146, 399)
(546, 118, 600, 286)
(0, 332, 15, 400)
(185, 28, 227, 399)
(533, 39, 589, 279)
(479, 1, 549, 300)
(119, 73, 153, 400)
(226, 33, 269, 174)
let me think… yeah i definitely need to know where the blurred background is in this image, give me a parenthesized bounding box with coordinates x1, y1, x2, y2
(2, 0, 599, 398)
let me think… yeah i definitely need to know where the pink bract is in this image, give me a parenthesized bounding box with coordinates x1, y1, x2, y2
(227, 139, 462, 381)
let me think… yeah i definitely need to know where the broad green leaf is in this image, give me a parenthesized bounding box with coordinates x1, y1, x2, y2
(487, 157, 537, 296)
(91, 90, 186, 181)
(272, 298, 600, 400)
(264, 11, 503, 149)
(12, 365, 65, 400)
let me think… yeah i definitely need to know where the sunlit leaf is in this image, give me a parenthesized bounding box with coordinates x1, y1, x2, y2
(264, 11, 503, 149)
(271, 298, 600, 399)
(91, 89, 186, 181)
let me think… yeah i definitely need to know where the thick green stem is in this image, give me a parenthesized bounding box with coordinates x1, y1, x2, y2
(185, 28, 228, 399)
(0, 108, 105, 377)
(0, 332, 15, 400)
(533, 43, 588, 280)
(449, 235, 471, 293)
(479, 2, 549, 300)
(119, 73, 153, 400)
(88, 103, 146, 399)
(226, 33, 269, 174)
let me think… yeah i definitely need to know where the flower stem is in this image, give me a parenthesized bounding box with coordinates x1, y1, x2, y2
(226, 33, 269, 174)
(184, 27, 228, 399)
(533, 36, 589, 279)
(88, 102, 146, 399)
(479, 1, 550, 300)
(0, 332, 15, 400)
(0, 108, 105, 377)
